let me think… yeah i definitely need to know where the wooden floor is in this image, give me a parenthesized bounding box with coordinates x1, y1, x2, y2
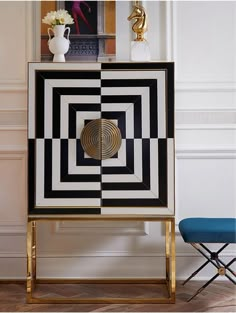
(0, 281, 235, 312)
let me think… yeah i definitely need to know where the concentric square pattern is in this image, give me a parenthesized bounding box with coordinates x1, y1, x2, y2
(28, 62, 174, 215)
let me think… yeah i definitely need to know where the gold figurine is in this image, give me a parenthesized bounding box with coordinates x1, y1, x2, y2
(128, 2, 148, 41)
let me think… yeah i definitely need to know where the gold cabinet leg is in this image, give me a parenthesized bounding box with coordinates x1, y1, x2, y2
(170, 219, 176, 300)
(165, 221, 170, 282)
(27, 221, 33, 302)
(32, 221, 36, 281)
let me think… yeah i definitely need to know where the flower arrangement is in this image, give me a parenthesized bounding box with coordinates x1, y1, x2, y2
(42, 9, 74, 27)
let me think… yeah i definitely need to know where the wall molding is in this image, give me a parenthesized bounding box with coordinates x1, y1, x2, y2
(176, 145, 236, 159)
(0, 109, 27, 129)
(176, 124, 236, 130)
(176, 81, 236, 92)
(176, 107, 236, 113)
(0, 149, 26, 235)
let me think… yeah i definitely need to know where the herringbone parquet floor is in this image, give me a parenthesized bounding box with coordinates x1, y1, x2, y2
(0, 281, 235, 312)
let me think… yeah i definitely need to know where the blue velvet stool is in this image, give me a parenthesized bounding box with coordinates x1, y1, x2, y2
(179, 218, 236, 301)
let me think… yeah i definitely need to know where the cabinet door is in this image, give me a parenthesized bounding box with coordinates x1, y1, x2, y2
(28, 62, 174, 216)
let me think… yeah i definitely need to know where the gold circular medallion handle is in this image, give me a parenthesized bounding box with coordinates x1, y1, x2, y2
(80, 119, 122, 160)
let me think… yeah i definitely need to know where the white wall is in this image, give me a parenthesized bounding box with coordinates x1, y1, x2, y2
(0, 1, 235, 280)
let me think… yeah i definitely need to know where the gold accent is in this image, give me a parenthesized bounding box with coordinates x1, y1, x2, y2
(218, 267, 226, 275)
(26, 217, 176, 304)
(80, 119, 122, 160)
(128, 3, 148, 41)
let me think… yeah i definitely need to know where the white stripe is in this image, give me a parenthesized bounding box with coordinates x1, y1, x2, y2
(36, 198, 100, 207)
(76, 112, 101, 138)
(101, 103, 132, 111)
(30, 62, 101, 71)
(62, 95, 101, 103)
(117, 139, 126, 164)
(126, 104, 134, 139)
(28, 65, 36, 138)
(101, 70, 165, 80)
(102, 190, 157, 199)
(46, 79, 100, 88)
(167, 139, 175, 214)
(52, 139, 61, 190)
(102, 158, 124, 167)
(101, 207, 173, 215)
(60, 96, 69, 138)
(102, 175, 141, 183)
(35, 139, 45, 206)
(68, 139, 100, 175)
(157, 73, 166, 138)
(134, 139, 142, 181)
(150, 139, 159, 197)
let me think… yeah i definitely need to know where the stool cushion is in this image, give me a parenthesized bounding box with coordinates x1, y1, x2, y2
(179, 218, 236, 243)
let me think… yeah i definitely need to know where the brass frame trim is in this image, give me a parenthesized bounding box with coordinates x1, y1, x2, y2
(26, 217, 175, 304)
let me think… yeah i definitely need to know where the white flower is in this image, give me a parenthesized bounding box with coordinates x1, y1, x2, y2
(42, 10, 74, 27)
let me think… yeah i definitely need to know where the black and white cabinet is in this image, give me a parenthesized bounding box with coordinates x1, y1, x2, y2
(28, 62, 175, 217)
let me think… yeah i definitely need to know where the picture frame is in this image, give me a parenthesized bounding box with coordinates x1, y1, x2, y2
(41, 1, 116, 61)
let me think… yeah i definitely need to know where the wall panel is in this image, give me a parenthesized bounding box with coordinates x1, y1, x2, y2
(0, 1, 234, 280)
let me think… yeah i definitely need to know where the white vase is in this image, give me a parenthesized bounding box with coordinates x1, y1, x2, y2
(48, 25, 70, 62)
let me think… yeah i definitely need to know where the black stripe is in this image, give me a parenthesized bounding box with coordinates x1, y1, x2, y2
(158, 139, 167, 205)
(53, 89, 61, 138)
(45, 190, 101, 198)
(35, 73, 45, 138)
(76, 139, 101, 166)
(29, 207, 101, 215)
(134, 96, 142, 138)
(101, 95, 138, 104)
(36, 71, 101, 80)
(149, 81, 158, 138)
(101, 111, 126, 139)
(102, 199, 164, 207)
(69, 104, 77, 139)
(142, 139, 150, 189)
(102, 182, 149, 190)
(167, 63, 174, 138)
(102, 167, 133, 175)
(101, 62, 174, 70)
(53, 87, 100, 95)
(61, 174, 101, 182)
(28, 139, 35, 213)
(60, 139, 68, 178)
(126, 139, 134, 172)
(101, 79, 154, 88)
(44, 139, 53, 197)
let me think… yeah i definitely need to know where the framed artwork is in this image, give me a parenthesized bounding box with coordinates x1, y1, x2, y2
(41, 1, 116, 61)
(28, 62, 175, 216)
